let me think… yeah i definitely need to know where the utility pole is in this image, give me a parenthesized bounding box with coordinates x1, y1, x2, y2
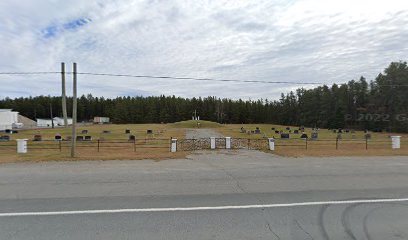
(71, 62, 77, 158)
(50, 103, 54, 128)
(61, 62, 68, 127)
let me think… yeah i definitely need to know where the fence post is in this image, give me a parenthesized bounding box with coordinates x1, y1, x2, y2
(336, 138, 339, 150)
(133, 138, 136, 152)
(97, 139, 100, 152)
(391, 136, 401, 149)
(248, 139, 250, 150)
(59, 140, 62, 152)
(268, 138, 275, 151)
(365, 137, 368, 150)
(210, 137, 216, 149)
(171, 138, 177, 152)
(225, 137, 231, 149)
(305, 138, 308, 150)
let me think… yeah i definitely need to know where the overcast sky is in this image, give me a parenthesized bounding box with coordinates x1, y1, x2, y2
(1, 0, 407, 100)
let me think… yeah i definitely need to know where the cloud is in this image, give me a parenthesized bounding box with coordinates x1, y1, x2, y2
(0, 0, 408, 100)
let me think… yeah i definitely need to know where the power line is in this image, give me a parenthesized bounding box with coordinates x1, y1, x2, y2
(76, 72, 322, 85)
(1, 71, 408, 87)
(0, 71, 322, 85)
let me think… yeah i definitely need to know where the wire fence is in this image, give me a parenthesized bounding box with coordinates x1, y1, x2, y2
(0, 137, 406, 153)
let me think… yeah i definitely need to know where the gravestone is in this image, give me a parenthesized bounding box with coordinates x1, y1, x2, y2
(33, 135, 42, 141)
(275, 130, 279, 134)
(240, 127, 246, 133)
(255, 127, 261, 134)
(76, 136, 84, 141)
(288, 130, 292, 133)
(338, 128, 343, 133)
(55, 134, 62, 141)
(280, 133, 290, 139)
(81, 130, 88, 134)
(294, 130, 299, 134)
(125, 129, 131, 134)
(271, 127, 275, 130)
(332, 129, 337, 133)
(286, 127, 290, 130)
(84, 136, 92, 141)
(365, 133, 371, 139)
(300, 133, 308, 139)
(0, 135, 10, 141)
(345, 129, 350, 133)
(311, 132, 318, 140)
(129, 135, 136, 141)
(102, 130, 111, 134)
(147, 129, 153, 134)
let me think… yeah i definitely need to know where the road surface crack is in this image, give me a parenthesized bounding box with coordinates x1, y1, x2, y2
(294, 219, 314, 240)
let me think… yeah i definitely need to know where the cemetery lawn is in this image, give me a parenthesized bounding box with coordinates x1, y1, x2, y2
(0, 123, 186, 163)
(217, 124, 408, 156)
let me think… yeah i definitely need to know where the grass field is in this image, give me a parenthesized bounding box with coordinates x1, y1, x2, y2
(0, 120, 407, 162)
(0, 123, 186, 163)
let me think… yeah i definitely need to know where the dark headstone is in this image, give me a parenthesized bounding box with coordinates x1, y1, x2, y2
(280, 133, 290, 139)
(345, 129, 350, 133)
(300, 133, 308, 139)
(81, 130, 88, 134)
(125, 129, 131, 134)
(288, 130, 292, 133)
(33, 135, 42, 141)
(55, 135, 62, 141)
(102, 130, 111, 134)
(338, 128, 343, 133)
(275, 130, 279, 134)
(0, 135, 10, 141)
(254, 128, 261, 134)
(286, 127, 290, 130)
(271, 127, 275, 130)
(332, 129, 337, 133)
(129, 135, 136, 141)
(147, 129, 153, 134)
(84, 136, 92, 141)
(76, 136, 84, 141)
(294, 130, 299, 134)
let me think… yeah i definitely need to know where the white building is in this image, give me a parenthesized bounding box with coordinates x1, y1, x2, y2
(53, 117, 73, 126)
(94, 116, 110, 124)
(36, 117, 73, 127)
(36, 118, 54, 127)
(0, 109, 21, 131)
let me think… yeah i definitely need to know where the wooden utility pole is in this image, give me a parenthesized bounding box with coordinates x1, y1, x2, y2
(71, 62, 77, 157)
(61, 62, 68, 127)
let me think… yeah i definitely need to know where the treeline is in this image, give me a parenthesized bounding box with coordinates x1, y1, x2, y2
(1, 62, 407, 132)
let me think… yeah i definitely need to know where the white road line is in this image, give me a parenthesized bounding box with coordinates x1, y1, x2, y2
(1, 198, 408, 217)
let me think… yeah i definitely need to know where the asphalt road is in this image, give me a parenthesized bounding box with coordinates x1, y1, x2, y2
(1, 150, 408, 239)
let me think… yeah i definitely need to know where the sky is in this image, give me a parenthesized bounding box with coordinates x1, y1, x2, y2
(1, 0, 408, 100)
